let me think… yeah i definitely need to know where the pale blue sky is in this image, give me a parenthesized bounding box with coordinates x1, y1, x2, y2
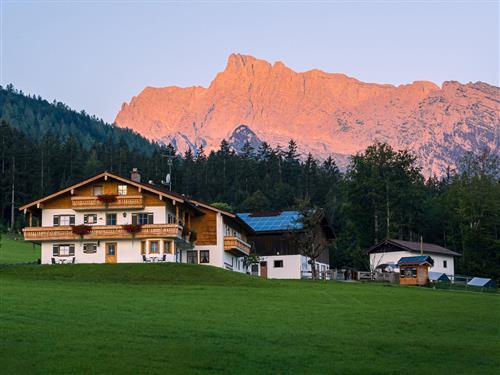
(1, 1, 498, 123)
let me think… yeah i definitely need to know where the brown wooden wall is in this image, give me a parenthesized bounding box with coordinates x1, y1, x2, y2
(191, 208, 217, 245)
(250, 232, 330, 265)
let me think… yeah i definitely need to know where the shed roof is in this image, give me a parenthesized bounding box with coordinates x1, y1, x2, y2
(467, 277, 496, 287)
(398, 255, 434, 266)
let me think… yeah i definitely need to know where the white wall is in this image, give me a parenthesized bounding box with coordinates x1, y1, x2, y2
(369, 251, 455, 275)
(41, 206, 167, 227)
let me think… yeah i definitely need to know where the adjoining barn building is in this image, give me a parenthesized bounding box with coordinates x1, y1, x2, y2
(237, 211, 335, 279)
(366, 239, 461, 275)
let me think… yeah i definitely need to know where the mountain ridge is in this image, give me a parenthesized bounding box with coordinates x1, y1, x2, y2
(115, 54, 499, 175)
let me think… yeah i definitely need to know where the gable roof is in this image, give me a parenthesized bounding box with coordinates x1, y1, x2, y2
(18, 171, 243, 223)
(398, 255, 434, 266)
(366, 239, 461, 257)
(428, 272, 450, 282)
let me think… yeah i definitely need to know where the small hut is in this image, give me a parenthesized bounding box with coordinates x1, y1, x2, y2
(428, 272, 450, 283)
(467, 277, 496, 291)
(398, 256, 434, 286)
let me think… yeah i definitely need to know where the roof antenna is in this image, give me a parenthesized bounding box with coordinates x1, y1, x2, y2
(161, 153, 173, 191)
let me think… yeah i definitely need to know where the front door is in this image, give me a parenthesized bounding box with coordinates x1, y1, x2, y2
(260, 261, 268, 278)
(105, 242, 117, 263)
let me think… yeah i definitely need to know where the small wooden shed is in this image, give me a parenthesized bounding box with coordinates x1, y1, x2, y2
(398, 256, 434, 286)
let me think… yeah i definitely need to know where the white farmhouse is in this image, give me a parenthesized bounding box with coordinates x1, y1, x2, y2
(20, 170, 253, 272)
(366, 239, 461, 275)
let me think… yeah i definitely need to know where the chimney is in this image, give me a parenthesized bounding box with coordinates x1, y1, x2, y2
(131, 168, 141, 183)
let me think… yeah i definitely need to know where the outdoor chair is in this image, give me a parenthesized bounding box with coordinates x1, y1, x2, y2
(71, 257, 76, 264)
(158, 254, 166, 262)
(51, 258, 56, 264)
(142, 255, 148, 263)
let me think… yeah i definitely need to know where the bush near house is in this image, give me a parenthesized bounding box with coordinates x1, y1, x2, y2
(1, 264, 499, 374)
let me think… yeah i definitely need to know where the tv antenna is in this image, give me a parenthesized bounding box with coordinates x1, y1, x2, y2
(161, 153, 174, 191)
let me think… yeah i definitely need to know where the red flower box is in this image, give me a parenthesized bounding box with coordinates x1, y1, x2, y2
(97, 194, 117, 204)
(72, 225, 92, 236)
(123, 224, 142, 234)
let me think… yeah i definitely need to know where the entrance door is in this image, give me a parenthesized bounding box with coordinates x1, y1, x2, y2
(105, 243, 117, 263)
(260, 261, 268, 278)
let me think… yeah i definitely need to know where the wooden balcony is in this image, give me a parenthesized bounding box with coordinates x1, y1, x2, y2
(224, 236, 251, 257)
(71, 195, 144, 210)
(23, 224, 183, 241)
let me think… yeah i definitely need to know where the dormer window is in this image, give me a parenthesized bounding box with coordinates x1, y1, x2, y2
(118, 185, 127, 196)
(93, 185, 103, 196)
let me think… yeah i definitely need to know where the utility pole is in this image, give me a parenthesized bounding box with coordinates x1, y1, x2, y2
(10, 156, 15, 232)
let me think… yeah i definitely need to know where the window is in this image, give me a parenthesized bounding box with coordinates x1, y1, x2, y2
(443, 260, 447, 268)
(164, 240, 173, 254)
(53, 244, 75, 257)
(141, 241, 146, 255)
(150, 241, 160, 254)
(83, 243, 97, 254)
(53, 215, 75, 226)
(132, 213, 154, 225)
(200, 250, 210, 264)
(93, 185, 103, 196)
(251, 264, 259, 275)
(118, 185, 127, 196)
(106, 213, 117, 226)
(187, 250, 198, 264)
(167, 213, 176, 224)
(402, 267, 417, 278)
(84, 214, 97, 224)
(274, 260, 284, 268)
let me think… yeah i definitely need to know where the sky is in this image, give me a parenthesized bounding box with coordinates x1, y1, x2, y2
(1, 1, 499, 123)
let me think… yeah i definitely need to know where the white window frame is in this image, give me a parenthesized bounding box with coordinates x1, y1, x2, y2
(117, 185, 127, 196)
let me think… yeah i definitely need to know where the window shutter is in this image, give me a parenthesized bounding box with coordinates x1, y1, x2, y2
(148, 213, 154, 224)
(53, 216, 59, 226)
(53, 245, 58, 256)
(141, 241, 146, 255)
(84, 215, 88, 224)
(70, 216, 75, 226)
(69, 245, 75, 256)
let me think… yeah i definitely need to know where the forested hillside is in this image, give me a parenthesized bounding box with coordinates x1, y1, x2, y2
(0, 89, 498, 279)
(0, 85, 155, 152)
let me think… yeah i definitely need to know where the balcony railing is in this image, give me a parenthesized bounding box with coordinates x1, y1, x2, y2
(23, 224, 183, 241)
(224, 236, 251, 256)
(71, 195, 144, 210)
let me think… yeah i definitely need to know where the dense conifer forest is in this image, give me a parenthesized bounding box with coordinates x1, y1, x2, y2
(0, 86, 498, 279)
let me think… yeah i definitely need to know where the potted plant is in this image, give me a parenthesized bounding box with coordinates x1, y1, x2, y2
(97, 194, 117, 208)
(123, 224, 142, 236)
(72, 224, 92, 237)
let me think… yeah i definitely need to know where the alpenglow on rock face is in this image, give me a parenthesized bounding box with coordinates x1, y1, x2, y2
(115, 54, 499, 176)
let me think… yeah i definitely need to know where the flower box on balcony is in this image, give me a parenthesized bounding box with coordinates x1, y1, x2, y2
(72, 225, 92, 236)
(97, 194, 117, 204)
(123, 224, 142, 235)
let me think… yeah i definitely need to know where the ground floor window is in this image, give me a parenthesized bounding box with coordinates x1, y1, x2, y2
(141, 241, 146, 255)
(187, 250, 198, 264)
(164, 240, 174, 254)
(150, 241, 160, 254)
(274, 260, 284, 268)
(53, 244, 75, 256)
(200, 250, 210, 263)
(83, 243, 97, 254)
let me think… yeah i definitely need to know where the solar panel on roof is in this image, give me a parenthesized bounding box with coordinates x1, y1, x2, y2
(237, 211, 303, 232)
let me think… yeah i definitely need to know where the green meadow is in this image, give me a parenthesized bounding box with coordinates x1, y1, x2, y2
(0, 233, 40, 264)
(1, 263, 499, 375)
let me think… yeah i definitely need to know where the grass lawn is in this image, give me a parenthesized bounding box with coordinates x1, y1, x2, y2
(1, 264, 499, 375)
(0, 233, 40, 264)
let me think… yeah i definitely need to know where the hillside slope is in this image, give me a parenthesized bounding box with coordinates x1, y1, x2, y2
(0, 86, 155, 152)
(115, 54, 499, 175)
